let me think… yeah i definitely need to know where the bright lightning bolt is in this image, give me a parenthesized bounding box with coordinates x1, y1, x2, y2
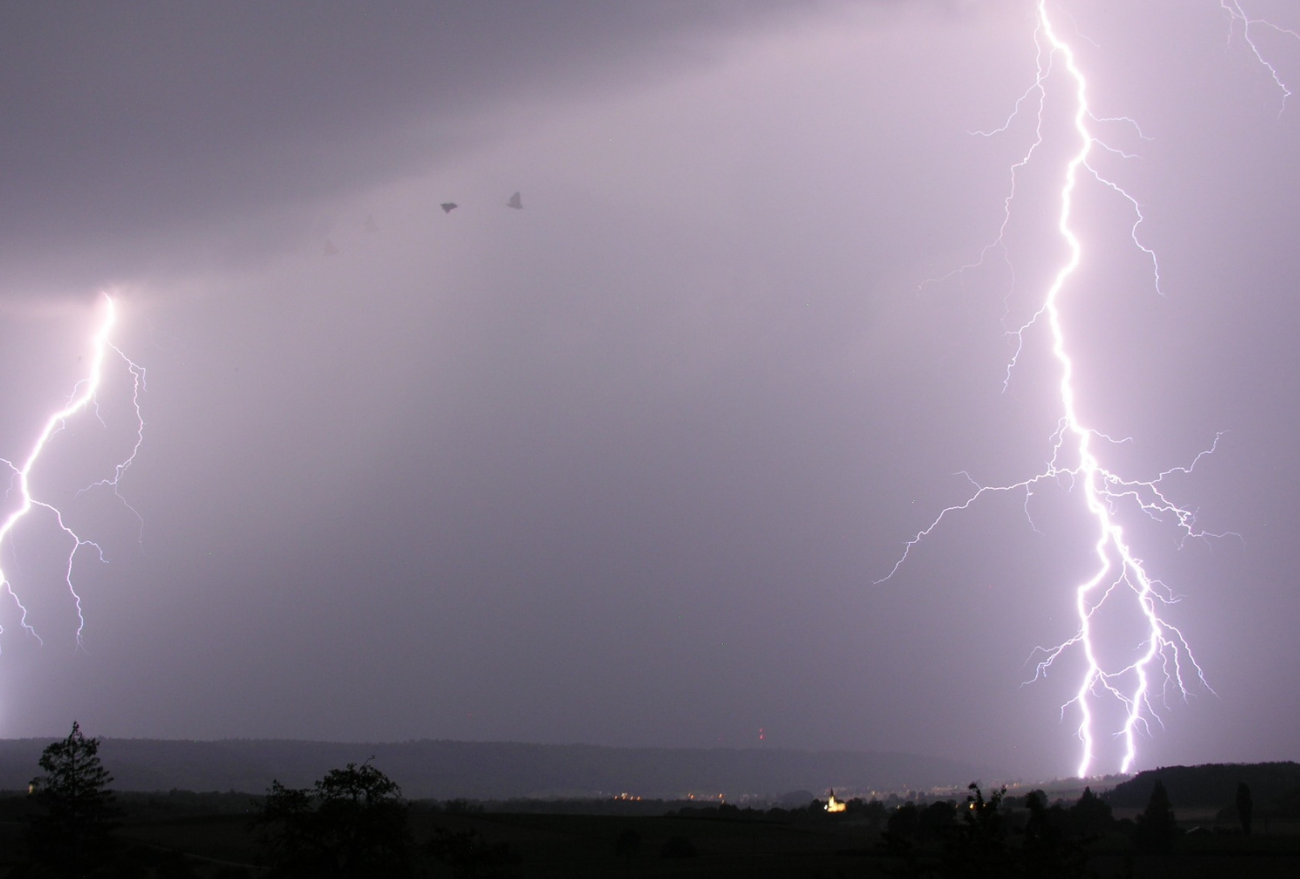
(878, 1, 1291, 777)
(0, 293, 145, 651)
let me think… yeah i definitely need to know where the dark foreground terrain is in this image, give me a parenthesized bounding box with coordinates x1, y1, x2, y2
(5, 747, 1300, 877)
(2, 790, 1300, 877)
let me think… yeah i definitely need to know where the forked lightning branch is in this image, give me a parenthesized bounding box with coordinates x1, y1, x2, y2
(0, 294, 145, 650)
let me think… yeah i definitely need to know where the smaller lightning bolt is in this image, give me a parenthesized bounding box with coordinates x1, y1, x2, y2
(0, 293, 145, 650)
(1220, 0, 1300, 113)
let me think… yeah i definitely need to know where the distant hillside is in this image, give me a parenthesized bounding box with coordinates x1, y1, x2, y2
(1107, 762, 1300, 810)
(0, 738, 998, 800)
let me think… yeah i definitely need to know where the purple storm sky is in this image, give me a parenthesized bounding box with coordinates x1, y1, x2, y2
(1, 0, 1298, 781)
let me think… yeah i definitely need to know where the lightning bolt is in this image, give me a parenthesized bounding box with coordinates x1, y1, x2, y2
(0, 293, 145, 651)
(1219, 0, 1300, 113)
(878, 1, 1292, 776)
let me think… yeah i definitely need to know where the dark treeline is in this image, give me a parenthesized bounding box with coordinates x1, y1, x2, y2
(6, 724, 1300, 877)
(1107, 762, 1300, 812)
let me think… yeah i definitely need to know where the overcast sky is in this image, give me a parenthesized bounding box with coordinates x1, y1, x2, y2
(1, 0, 1298, 782)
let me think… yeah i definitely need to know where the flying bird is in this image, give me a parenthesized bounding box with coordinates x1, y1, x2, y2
(506, 191, 523, 209)
(440, 202, 458, 214)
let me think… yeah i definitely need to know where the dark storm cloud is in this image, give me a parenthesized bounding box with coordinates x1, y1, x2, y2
(0, 0, 836, 297)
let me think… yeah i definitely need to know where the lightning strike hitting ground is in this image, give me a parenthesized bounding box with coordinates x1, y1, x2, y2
(878, 2, 1292, 776)
(0, 294, 145, 651)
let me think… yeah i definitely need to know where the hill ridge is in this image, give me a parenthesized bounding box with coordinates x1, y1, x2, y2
(0, 737, 999, 799)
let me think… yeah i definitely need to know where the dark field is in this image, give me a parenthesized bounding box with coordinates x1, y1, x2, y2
(4, 792, 1300, 877)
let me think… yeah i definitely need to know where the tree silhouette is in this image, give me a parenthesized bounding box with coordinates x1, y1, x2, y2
(940, 783, 1008, 878)
(1236, 781, 1254, 837)
(1067, 785, 1113, 837)
(27, 721, 119, 876)
(255, 761, 412, 878)
(1021, 790, 1089, 879)
(918, 800, 958, 841)
(885, 801, 920, 840)
(1133, 780, 1178, 854)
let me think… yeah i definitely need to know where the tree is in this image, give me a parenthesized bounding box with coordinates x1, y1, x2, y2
(1236, 781, 1254, 837)
(1021, 790, 1089, 879)
(255, 761, 412, 878)
(879, 801, 926, 877)
(940, 783, 1008, 878)
(1068, 786, 1113, 838)
(918, 800, 958, 841)
(1133, 779, 1178, 854)
(850, 797, 888, 832)
(885, 801, 920, 841)
(27, 721, 119, 875)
